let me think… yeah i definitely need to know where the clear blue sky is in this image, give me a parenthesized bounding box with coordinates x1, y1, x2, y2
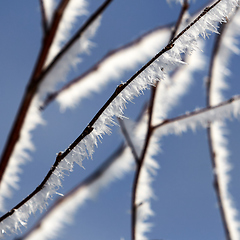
(0, 1, 240, 240)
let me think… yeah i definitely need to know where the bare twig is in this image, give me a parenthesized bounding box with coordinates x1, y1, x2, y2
(170, 0, 189, 40)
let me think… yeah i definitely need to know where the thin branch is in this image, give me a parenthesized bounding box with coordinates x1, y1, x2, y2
(0, 0, 71, 184)
(170, 0, 189, 40)
(206, 23, 227, 106)
(153, 95, 240, 131)
(169, 0, 221, 47)
(35, 0, 113, 88)
(0, 123, 94, 223)
(41, 0, 213, 111)
(131, 85, 156, 240)
(206, 20, 231, 240)
(41, 0, 215, 111)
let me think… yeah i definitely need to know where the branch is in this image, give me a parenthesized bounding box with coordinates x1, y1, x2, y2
(131, 1, 189, 239)
(0, 0, 71, 184)
(153, 96, 240, 132)
(206, 7, 240, 240)
(40, 24, 172, 110)
(206, 21, 231, 240)
(18, 100, 149, 239)
(36, 0, 112, 87)
(41, 0, 213, 111)
(17, 144, 126, 240)
(170, 0, 189, 40)
(131, 86, 156, 240)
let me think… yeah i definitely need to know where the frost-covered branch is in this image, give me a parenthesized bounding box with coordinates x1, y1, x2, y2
(17, 144, 134, 240)
(0, 0, 238, 236)
(130, 2, 189, 239)
(0, 0, 75, 212)
(207, 21, 231, 240)
(18, 105, 148, 240)
(38, 0, 111, 85)
(153, 96, 240, 134)
(41, 25, 171, 111)
(131, 86, 156, 240)
(0, 0, 71, 185)
(206, 7, 240, 240)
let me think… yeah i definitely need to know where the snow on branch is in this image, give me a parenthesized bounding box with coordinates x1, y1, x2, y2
(0, 0, 238, 236)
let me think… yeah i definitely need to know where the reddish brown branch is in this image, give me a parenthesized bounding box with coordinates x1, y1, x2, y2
(0, 0, 70, 184)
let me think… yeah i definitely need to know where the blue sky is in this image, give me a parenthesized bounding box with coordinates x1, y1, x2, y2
(0, 0, 240, 240)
